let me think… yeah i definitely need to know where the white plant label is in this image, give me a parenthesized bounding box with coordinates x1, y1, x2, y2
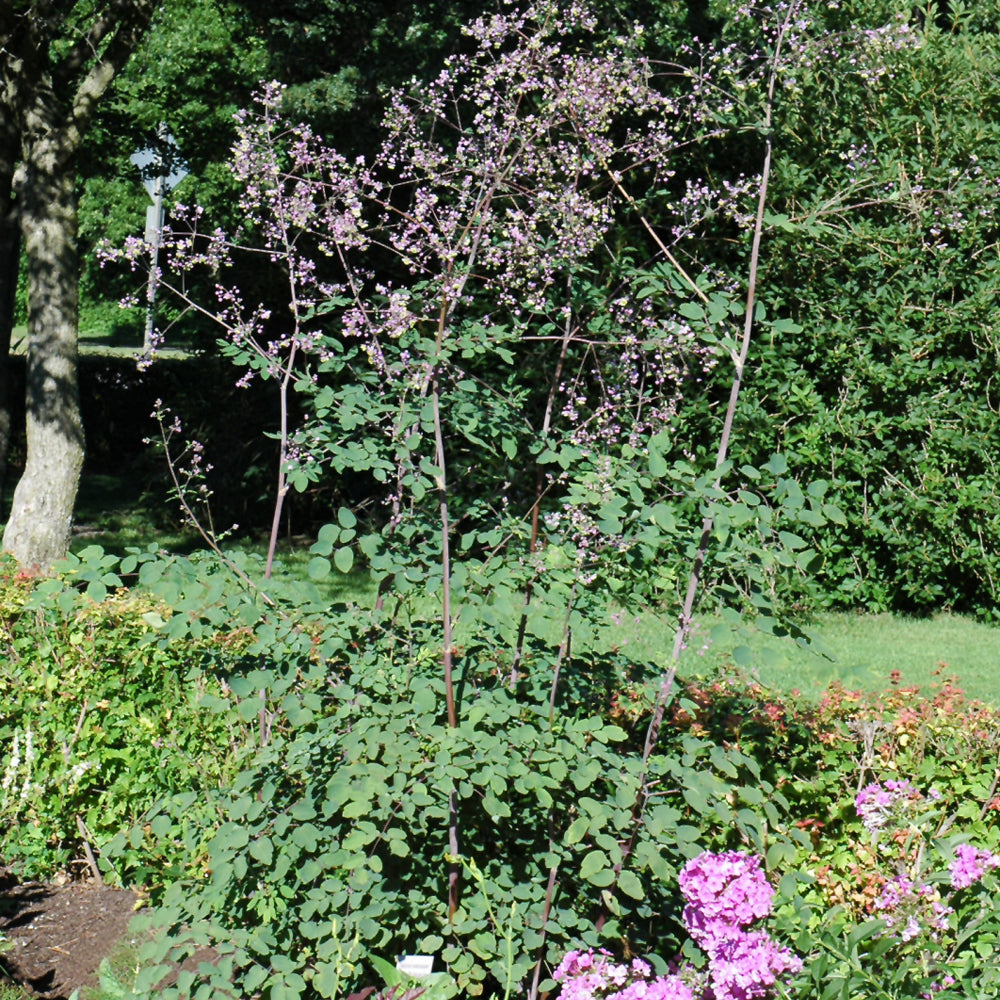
(397, 955, 435, 978)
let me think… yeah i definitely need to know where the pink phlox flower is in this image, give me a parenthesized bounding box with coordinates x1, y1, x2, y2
(555, 948, 693, 1000)
(706, 929, 804, 1000)
(607, 976, 694, 1000)
(554, 949, 633, 999)
(554, 948, 611, 980)
(558, 852, 800, 1000)
(921, 974, 958, 999)
(874, 874, 916, 912)
(856, 780, 919, 833)
(679, 851, 774, 948)
(559, 975, 610, 1000)
(931, 900, 953, 931)
(949, 843, 1000, 889)
(630, 958, 652, 979)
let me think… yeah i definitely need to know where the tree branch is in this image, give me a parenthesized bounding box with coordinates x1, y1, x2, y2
(54, 1, 126, 83)
(67, 0, 159, 145)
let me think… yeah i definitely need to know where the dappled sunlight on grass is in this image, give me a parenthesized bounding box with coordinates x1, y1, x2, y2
(663, 612, 1000, 707)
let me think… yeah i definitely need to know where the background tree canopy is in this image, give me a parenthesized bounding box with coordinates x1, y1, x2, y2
(6, 0, 1000, 618)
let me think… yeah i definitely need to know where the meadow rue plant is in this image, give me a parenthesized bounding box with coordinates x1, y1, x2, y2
(96, 1, 885, 995)
(556, 852, 801, 1000)
(100, 0, 730, 594)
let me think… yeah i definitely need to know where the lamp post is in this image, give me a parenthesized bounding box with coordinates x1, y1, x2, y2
(130, 123, 187, 352)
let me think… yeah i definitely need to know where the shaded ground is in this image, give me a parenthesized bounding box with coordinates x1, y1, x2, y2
(0, 873, 140, 999)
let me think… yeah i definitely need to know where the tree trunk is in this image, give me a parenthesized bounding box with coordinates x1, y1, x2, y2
(0, 127, 18, 519)
(0, 0, 161, 570)
(0, 189, 16, 518)
(2, 137, 84, 570)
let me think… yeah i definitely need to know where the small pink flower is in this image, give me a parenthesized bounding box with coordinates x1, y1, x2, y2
(679, 851, 774, 948)
(950, 843, 1000, 889)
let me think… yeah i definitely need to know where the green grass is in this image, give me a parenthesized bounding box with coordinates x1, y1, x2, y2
(38, 469, 1000, 709)
(71, 473, 199, 555)
(651, 611, 1000, 707)
(82, 939, 147, 1000)
(67, 471, 374, 606)
(11, 323, 196, 359)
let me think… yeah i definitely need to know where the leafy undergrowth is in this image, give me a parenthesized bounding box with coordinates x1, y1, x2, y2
(2, 553, 999, 999)
(0, 557, 257, 883)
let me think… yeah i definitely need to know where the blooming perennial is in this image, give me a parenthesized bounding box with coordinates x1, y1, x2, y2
(555, 851, 800, 1000)
(842, 776, 1000, 996)
(553, 950, 693, 1000)
(677, 850, 775, 949)
(855, 778, 923, 833)
(949, 843, 1000, 890)
(679, 852, 801, 1000)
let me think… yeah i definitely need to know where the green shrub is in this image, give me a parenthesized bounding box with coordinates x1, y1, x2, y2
(122, 611, 786, 999)
(0, 555, 250, 881)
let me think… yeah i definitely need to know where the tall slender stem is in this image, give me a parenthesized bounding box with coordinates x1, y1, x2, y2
(512, 272, 578, 684)
(265, 342, 297, 580)
(596, 4, 799, 934)
(643, 0, 795, 766)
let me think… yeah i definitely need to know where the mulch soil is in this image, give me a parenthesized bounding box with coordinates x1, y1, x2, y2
(0, 869, 141, 999)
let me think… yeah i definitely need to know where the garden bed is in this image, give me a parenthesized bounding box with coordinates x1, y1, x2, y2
(0, 872, 138, 999)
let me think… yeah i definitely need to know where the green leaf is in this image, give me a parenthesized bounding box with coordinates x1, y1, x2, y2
(763, 211, 796, 232)
(565, 816, 589, 845)
(822, 502, 847, 525)
(333, 547, 354, 573)
(587, 867, 616, 887)
(308, 556, 331, 580)
(683, 786, 709, 814)
(648, 448, 668, 477)
(617, 870, 644, 900)
(579, 850, 608, 880)
(314, 962, 345, 998)
(249, 837, 274, 865)
(732, 645, 753, 666)
(848, 920, 887, 948)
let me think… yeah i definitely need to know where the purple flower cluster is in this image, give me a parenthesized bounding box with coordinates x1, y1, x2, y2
(872, 874, 951, 943)
(678, 851, 774, 948)
(849, 775, 1000, 968)
(855, 779, 923, 833)
(554, 853, 800, 1000)
(679, 851, 801, 1000)
(949, 843, 1000, 890)
(706, 931, 802, 1000)
(552, 949, 692, 1000)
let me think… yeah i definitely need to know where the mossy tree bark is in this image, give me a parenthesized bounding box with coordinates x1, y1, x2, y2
(3, 131, 85, 569)
(0, 126, 18, 518)
(0, 1, 161, 570)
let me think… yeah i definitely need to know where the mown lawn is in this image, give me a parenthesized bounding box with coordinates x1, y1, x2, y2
(48, 467, 1000, 710)
(616, 609, 1000, 706)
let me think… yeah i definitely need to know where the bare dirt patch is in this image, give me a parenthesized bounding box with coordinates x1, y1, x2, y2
(0, 873, 140, 999)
